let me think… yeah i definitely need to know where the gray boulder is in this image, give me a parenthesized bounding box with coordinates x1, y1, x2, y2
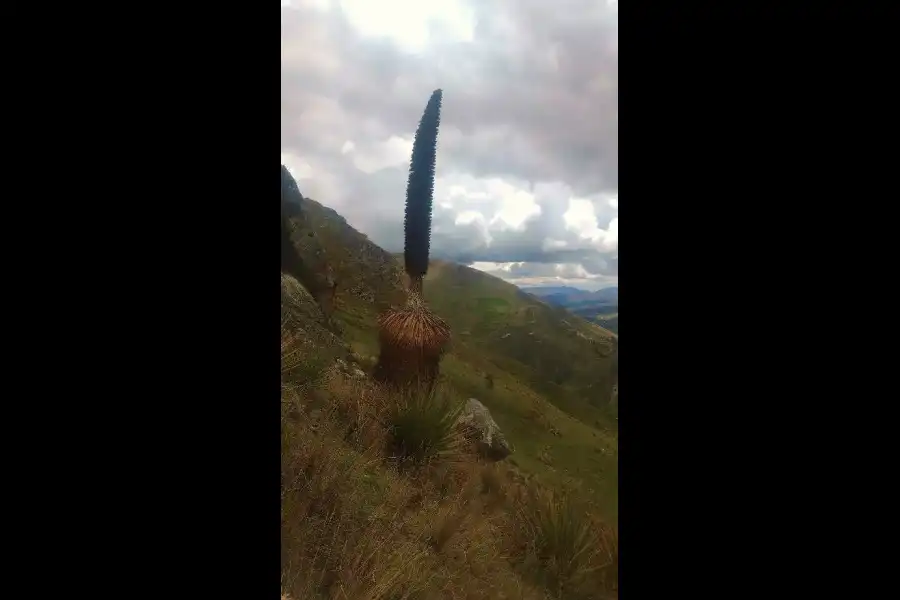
(456, 398, 512, 461)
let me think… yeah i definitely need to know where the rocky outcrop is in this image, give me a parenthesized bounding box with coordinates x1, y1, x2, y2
(456, 398, 512, 461)
(281, 274, 347, 358)
(281, 166, 343, 324)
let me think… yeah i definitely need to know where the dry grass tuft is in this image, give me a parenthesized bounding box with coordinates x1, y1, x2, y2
(429, 496, 477, 553)
(322, 374, 391, 450)
(281, 418, 433, 600)
(509, 487, 617, 599)
(281, 315, 331, 391)
(479, 463, 512, 512)
(424, 469, 483, 552)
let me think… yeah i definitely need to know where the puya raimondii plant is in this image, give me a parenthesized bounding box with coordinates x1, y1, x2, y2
(374, 89, 451, 391)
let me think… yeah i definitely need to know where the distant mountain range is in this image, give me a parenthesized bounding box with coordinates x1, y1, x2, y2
(522, 286, 618, 334)
(524, 285, 617, 304)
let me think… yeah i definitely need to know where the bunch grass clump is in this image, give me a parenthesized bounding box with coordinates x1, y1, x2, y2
(385, 383, 465, 465)
(281, 416, 433, 599)
(514, 488, 613, 598)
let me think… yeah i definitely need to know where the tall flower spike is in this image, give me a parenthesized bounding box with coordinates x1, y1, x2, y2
(404, 89, 443, 294)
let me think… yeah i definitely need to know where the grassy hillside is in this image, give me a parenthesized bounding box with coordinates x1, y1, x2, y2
(285, 199, 619, 511)
(424, 261, 617, 424)
(566, 308, 617, 335)
(282, 192, 618, 599)
(594, 314, 618, 335)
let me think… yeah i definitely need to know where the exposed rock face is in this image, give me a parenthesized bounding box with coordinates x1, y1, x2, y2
(281, 274, 347, 358)
(456, 398, 512, 461)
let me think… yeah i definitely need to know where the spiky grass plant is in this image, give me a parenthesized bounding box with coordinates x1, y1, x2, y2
(375, 89, 450, 390)
(385, 382, 465, 466)
(515, 488, 606, 598)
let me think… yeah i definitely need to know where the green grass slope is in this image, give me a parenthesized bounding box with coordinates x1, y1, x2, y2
(424, 261, 617, 421)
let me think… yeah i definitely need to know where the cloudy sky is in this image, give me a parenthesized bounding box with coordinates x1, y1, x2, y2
(281, 0, 617, 290)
